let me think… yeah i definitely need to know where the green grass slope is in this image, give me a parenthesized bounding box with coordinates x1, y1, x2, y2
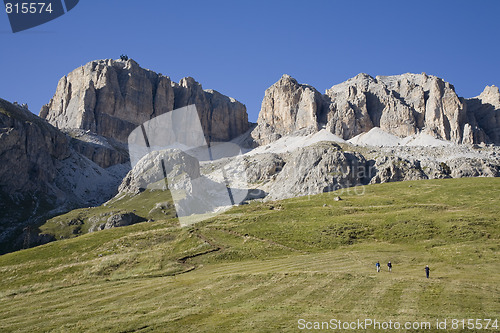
(0, 178, 499, 332)
(39, 190, 177, 239)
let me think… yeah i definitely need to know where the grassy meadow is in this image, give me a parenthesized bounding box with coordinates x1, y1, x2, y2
(0, 178, 499, 332)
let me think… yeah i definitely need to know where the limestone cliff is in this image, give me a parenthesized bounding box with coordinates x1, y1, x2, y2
(40, 59, 249, 144)
(252, 75, 323, 144)
(252, 73, 499, 145)
(0, 98, 126, 253)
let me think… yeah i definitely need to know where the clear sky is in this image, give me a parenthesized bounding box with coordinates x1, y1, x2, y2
(1, 0, 499, 122)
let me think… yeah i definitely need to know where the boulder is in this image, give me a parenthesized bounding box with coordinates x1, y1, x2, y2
(104, 212, 145, 229)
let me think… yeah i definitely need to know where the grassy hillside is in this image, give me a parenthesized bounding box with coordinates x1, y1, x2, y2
(39, 190, 177, 239)
(0, 178, 499, 332)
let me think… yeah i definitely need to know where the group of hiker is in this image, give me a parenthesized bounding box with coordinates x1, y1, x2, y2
(375, 261, 430, 278)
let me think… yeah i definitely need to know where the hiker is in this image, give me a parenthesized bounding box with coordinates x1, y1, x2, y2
(387, 261, 392, 272)
(425, 265, 430, 279)
(376, 261, 381, 272)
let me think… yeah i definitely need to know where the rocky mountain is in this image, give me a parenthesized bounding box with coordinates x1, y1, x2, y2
(40, 59, 249, 145)
(0, 98, 127, 253)
(251, 73, 500, 146)
(2, 59, 251, 252)
(2, 60, 499, 250)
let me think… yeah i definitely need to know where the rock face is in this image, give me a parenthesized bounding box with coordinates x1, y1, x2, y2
(252, 75, 323, 144)
(0, 98, 127, 253)
(40, 59, 249, 144)
(0, 99, 70, 197)
(215, 137, 499, 202)
(263, 142, 372, 200)
(465, 85, 500, 144)
(118, 149, 201, 195)
(252, 73, 500, 145)
(64, 129, 129, 168)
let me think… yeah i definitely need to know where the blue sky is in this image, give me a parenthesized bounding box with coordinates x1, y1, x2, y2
(1, 0, 499, 122)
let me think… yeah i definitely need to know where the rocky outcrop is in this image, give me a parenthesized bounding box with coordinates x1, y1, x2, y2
(40, 59, 249, 144)
(263, 142, 372, 200)
(88, 212, 146, 232)
(245, 153, 285, 184)
(447, 157, 499, 178)
(368, 156, 430, 184)
(118, 149, 200, 195)
(252, 73, 500, 145)
(324, 73, 467, 141)
(0, 98, 127, 253)
(216, 139, 499, 202)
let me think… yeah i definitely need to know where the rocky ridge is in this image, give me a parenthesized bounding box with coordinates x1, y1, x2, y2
(251, 73, 500, 146)
(0, 98, 127, 253)
(40, 59, 249, 145)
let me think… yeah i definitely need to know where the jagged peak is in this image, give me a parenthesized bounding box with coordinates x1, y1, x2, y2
(78, 58, 164, 79)
(480, 85, 500, 95)
(326, 73, 375, 92)
(271, 74, 320, 93)
(179, 76, 202, 89)
(277, 74, 298, 85)
(477, 85, 500, 108)
(354, 72, 373, 80)
(40, 58, 249, 143)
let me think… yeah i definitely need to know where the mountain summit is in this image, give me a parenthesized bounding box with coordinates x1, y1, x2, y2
(40, 58, 250, 143)
(40, 60, 499, 148)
